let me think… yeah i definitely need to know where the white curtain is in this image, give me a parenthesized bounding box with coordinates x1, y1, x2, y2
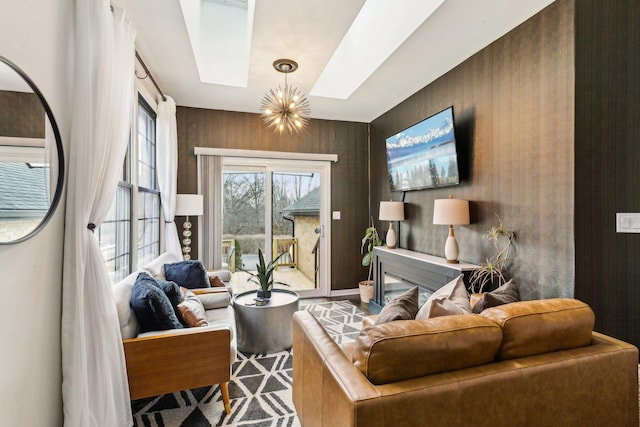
(61, 2, 136, 426)
(157, 96, 181, 260)
(199, 155, 223, 269)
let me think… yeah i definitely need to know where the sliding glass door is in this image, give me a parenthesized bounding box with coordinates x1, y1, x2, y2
(221, 157, 330, 297)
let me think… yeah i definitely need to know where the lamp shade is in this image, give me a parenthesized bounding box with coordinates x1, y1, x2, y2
(433, 198, 469, 225)
(175, 194, 204, 216)
(379, 201, 405, 221)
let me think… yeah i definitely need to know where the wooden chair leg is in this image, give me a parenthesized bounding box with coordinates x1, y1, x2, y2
(220, 382, 231, 414)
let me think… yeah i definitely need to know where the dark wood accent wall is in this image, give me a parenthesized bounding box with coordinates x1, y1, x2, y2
(369, 0, 575, 300)
(574, 1, 640, 347)
(0, 90, 45, 137)
(176, 107, 369, 290)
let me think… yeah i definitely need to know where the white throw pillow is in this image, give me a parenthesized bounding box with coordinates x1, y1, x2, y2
(415, 274, 471, 319)
(111, 271, 141, 339)
(143, 252, 181, 280)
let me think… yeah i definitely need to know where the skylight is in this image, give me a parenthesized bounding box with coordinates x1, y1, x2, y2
(179, 0, 255, 87)
(310, 0, 445, 100)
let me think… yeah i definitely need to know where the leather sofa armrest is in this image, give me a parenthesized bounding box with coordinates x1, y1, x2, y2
(362, 315, 377, 328)
(293, 311, 384, 427)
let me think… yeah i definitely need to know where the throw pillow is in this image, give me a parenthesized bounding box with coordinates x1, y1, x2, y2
(208, 274, 226, 288)
(374, 286, 419, 325)
(164, 260, 210, 289)
(136, 271, 184, 309)
(177, 289, 209, 327)
(130, 275, 184, 333)
(472, 280, 520, 313)
(208, 270, 232, 282)
(415, 274, 471, 319)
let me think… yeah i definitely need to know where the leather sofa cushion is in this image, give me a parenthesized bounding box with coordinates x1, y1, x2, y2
(352, 314, 502, 385)
(480, 298, 595, 360)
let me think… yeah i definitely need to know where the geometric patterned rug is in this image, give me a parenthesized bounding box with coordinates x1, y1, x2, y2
(131, 300, 365, 427)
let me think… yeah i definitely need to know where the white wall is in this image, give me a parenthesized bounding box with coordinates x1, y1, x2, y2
(0, 0, 72, 425)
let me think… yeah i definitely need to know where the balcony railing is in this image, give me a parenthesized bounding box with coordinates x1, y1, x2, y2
(273, 237, 297, 269)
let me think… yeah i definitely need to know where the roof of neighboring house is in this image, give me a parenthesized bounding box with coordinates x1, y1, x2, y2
(0, 162, 49, 217)
(281, 187, 320, 217)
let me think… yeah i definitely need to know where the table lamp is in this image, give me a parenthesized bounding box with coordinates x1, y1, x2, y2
(175, 194, 204, 260)
(433, 196, 470, 263)
(379, 201, 405, 249)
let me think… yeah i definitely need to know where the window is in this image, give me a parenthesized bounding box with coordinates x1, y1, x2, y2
(137, 99, 161, 267)
(99, 95, 160, 283)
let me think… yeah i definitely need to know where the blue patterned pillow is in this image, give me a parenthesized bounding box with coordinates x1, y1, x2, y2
(130, 273, 184, 333)
(164, 260, 210, 289)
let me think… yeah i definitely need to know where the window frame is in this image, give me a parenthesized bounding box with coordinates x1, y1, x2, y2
(98, 83, 164, 283)
(136, 95, 161, 268)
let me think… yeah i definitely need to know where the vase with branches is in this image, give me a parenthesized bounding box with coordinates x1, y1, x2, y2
(470, 216, 516, 294)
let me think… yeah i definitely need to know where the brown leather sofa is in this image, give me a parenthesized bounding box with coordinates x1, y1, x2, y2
(292, 298, 639, 426)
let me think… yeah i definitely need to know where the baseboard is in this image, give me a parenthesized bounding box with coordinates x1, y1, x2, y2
(330, 288, 360, 297)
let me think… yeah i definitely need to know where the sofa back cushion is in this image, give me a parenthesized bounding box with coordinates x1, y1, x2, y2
(480, 298, 594, 360)
(352, 314, 502, 385)
(143, 252, 181, 280)
(112, 271, 141, 339)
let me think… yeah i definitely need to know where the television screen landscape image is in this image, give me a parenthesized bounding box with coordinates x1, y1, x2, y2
(385, 106, 460, 191)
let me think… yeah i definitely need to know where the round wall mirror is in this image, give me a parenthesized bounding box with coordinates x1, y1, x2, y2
(0, 56, 64, 244)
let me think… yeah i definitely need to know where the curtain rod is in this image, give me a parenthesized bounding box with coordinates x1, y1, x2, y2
(110, 5, 167, 102)
(135, 51, 167, 102)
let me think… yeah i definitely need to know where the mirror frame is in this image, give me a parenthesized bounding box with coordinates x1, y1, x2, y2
(0, 56, 65, 245)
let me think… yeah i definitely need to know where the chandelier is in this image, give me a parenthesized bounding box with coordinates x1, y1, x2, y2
(261, 59, 310, 134)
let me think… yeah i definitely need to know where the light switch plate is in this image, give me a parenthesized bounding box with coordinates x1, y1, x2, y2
(616, 213, 640, 233)
(332, 211, 341, 220)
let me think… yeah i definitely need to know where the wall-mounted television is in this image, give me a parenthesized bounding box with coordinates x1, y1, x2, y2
(385, 106, 460, 192)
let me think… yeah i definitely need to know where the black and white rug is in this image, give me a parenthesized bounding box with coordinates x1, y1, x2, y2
(131, 300, 365, 427)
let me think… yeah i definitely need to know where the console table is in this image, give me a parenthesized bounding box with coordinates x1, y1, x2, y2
(370, 247, 479, 313)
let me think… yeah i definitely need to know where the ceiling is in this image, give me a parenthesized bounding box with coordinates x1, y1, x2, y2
(111, 0, 555, 123)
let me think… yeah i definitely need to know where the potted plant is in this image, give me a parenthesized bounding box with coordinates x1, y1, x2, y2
(360, 220, 383, 302)
(469, 216, 516, 294)
(245, 248, 288, 299)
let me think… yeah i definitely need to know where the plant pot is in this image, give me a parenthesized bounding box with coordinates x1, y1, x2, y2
(257, 289, 271, 299)
(359, 280, 374, 303)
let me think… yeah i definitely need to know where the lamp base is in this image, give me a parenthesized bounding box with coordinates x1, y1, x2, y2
(386, 223, 397, 249)
(182, 215, 193, 260)
(444, 225, 459, 263)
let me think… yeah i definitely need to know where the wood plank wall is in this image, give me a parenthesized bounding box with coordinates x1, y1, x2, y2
(574, 0, 640, 347)
(369, 0, 575, 300)
(175, 108, 370, 290)
(0, 91, 44, 137)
